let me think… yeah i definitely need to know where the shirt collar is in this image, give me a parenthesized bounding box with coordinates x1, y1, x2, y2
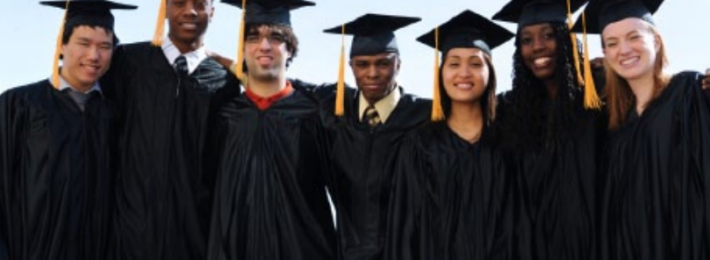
(51, 74, 102, 94)
(162, 36, 209, 74)
(358, 86, 401, 124)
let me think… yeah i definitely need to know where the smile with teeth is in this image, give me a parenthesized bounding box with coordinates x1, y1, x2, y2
(620, 57, 639, 66)
(454, 83, 474, 90)
(533, 57, 552, 67)
(180, 22, 197, 29)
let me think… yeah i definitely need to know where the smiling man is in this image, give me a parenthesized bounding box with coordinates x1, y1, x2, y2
(0, 1, 135, 259)
(100, 0, 240, 260)
(321, 14, 432, 260)
(206, 0, 336, 259)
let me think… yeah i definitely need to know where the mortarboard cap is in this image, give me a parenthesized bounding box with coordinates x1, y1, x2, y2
(222, 0, 315, 26)
(417, 10, 513, 56)
(493, 0, 587, 27)
(42, 0, 136, 32)
(323, 14, 420, 57)
(417, 10, 514, 121)
(42, 0, 136, 89)
(572, 0, 663, 34)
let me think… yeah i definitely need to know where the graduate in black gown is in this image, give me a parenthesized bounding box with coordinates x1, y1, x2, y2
(100, 0, 240, 259)
(206, 0, 335, 259)
(572, 0, 710, 259)
(0, 1, 136, 259)
(491, 0, 607, 259)
(321, 14, 431, 260)
(384, 10, 515, 260)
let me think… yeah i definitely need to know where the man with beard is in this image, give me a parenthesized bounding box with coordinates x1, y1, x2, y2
(206, 0, 335, 259)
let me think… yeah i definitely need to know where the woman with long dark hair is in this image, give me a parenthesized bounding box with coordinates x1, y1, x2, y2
(385, 10, 515, 260)
(492, 0, 606, 259)
(575, 0, 710, 259)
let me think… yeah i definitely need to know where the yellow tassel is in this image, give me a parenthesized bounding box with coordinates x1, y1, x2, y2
(151, 0, 167, 46)
(431, 27, 445, 122)
(233, 0, 247, 81)
(582, 11, 602, 109)
(52, 0, 71, 89)
(335, 24, 346, 117)
(566, 0, 583, 86)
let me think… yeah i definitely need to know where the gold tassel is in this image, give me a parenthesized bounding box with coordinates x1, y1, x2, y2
(582, 11, 602, 109)
(566, 0, 583, 86)
(335, 24, 346, 116)
(233, 0, 247, 81)
(151, 0, 167, 46)
(52, 0, 71, 89)
(431, 27, 445, 122)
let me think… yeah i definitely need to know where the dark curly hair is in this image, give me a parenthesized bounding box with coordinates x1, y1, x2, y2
(497, 22, 590, 150)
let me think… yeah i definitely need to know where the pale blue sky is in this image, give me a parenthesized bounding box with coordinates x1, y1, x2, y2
(1, 0, 708, 97)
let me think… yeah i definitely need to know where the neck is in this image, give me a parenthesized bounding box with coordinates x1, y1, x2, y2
(627, 73, 658, 114)
(447, 100, 484, 144)
(247, 75, 287, 97)
(169, 35, 203, 54)
(60, 70, 93, 93)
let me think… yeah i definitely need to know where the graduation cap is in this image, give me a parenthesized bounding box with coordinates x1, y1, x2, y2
(222, 0, 315, 25)
(42, 0, 137, 89)
(417, 10, 514, 121)
(323, 14, 420, 57)
(572, 0, 663, 34)
(323, 14, 420, 116)
(492, 0, 587, 27)
(494, 0, 603, 109)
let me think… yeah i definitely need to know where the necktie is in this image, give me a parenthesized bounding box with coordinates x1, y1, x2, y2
(65, 89, 95, 112)
(363, 105, 382, 127)
(174, 55, 188, 76)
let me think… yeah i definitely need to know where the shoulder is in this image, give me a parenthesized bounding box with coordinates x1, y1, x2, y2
(0, 80, 50, 109)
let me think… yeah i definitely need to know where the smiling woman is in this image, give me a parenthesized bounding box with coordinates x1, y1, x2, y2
(576, 0, 710, 258)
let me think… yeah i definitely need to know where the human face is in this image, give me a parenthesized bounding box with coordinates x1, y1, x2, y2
(442, 48, 490, 104)
(61, 26, 114, 92)
(243, 25, 292, 81)
(519, 23, 557, 80)
(167, 0, 213, 45)
(349, 53, 400, 103)
(602, 18, 659, 81)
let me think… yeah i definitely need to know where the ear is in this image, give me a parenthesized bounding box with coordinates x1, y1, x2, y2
(209, 5, 215, 21)
(653, 33, 661, 52)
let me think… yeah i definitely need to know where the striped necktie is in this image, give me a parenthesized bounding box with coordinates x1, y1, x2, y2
(363, 105, 382, 127)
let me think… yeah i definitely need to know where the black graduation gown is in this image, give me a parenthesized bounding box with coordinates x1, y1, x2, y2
(0, 80, 114, 260)
(317, 86, 431, 260)
(496, 92, 606, 260)
(101, 42, 241, 260)
(206, 82, 336, 260)
(385, 123, 512, 260)
(602, 71, 710, 260)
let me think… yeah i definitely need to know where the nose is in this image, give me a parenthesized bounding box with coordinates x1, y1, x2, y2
(86, 45, 100, 61)
(532, 36, 546, 53)
(258, 37, 272, 51)
(618, 40, 632, 55)
(183, 1, 198, 16)
(365, 65, 378, 79)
